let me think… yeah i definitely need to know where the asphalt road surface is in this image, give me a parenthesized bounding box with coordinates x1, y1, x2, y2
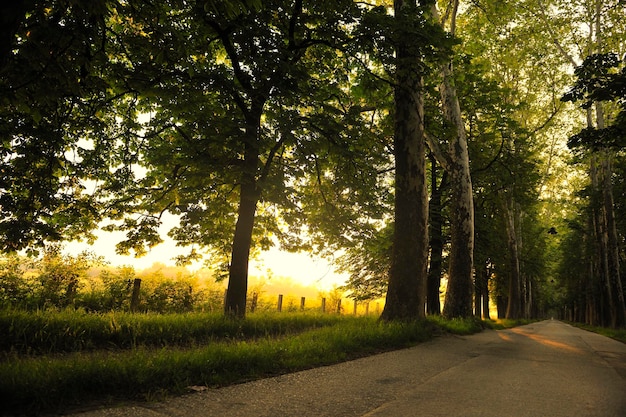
(70, 320, 626, 417)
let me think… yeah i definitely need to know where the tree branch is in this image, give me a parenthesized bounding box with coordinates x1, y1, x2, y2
(259, 134, 288, 184)
(425, 132, 451, 172)
(287, 0, 303, 50)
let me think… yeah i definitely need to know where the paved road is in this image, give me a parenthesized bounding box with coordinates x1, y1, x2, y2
(71, 320, 626, 417)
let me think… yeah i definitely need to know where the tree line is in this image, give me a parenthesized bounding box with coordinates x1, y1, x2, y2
(0, 248, 223, 313)
(0, 246, 349, 314)
(1, 0, 625, 326)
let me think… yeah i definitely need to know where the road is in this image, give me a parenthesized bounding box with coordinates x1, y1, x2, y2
(70, 320, 626, 417)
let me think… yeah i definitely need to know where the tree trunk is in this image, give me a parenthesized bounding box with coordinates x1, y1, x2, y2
(600, 152, 626, 327)
(473, 256, 485, 318)
(224, 181, 258, 318)
(130, 278, 142, 312)
(496, 294, 506, 319)
(482, 265, 491, 320)
(590, 1, 625, 327)
(439, 68, 475, 319)
(442, 173, 474, 318)
(380, 0, 429, 321)
(225, 117, 261, 319)
(429, 0, 474, 319)
(590, 156, 612, 327)
(594, 98, 626, 328)
(503, 195, 522, 319)
(427, 161, 446, 315)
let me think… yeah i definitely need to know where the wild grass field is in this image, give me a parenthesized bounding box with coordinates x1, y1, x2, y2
(0, 308, 522, 416)
(0, 253, 535, 415)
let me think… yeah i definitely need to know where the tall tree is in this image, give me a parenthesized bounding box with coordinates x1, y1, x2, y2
(543, 0, 626, 327)
(426, 158, 448, 315)
(454, 0, 568, 320)
(381, 0, 443, 321)
(98, 0, 373, 318)
(427, 0, 475, 318)
(563, 52, 626, 327)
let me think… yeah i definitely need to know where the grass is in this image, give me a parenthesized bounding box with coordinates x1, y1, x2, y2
(570, 322, 626, 343)
(481, 318, 538, 330)
(0, 310, 500, 416)
(0, 309, 346, 355)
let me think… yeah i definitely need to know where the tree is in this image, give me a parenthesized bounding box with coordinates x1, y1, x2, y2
(426, 157, 448, 315)
(35, 245, 103, 308)
(563, 52, 626, 327)
(530, 0, 626, 327)
(0, 1, 119, 252)
(381, 0, 451, 321)
(0, 254, 29, 308)
(426, 0, 475, 318)
(96, 0, 376, 318)
(453, 0, 575, 320)
(340, 224, 393, 303)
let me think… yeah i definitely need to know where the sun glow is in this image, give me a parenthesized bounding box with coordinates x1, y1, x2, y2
(64, 225, 348, 292)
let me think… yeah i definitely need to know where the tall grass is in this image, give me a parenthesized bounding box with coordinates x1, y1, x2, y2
(0, 309, 345, 355)
(0, 310, 491, 415)
(426, 315, 486, 334)
(570, 322, 626, 343)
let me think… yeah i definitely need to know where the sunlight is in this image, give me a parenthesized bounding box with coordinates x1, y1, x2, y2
(497, 332, 514, 342)
(249, 247, 348, 291)
(508, 327, 583, 354)
(64, 223, 348, 291)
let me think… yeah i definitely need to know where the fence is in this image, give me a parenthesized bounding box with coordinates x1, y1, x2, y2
(124, 278, 382, 315)
(247, 291, 381, 315)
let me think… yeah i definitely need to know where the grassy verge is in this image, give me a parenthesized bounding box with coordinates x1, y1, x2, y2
(481, 318, 538, 330)
(0, 309, 346, 355)
(570, 322, 626, 343)
(0, 312, 496, 416)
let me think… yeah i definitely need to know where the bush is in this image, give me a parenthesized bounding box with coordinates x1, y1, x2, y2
(0, 256, 30, 308)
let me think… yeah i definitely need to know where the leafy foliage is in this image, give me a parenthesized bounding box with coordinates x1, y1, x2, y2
(563, 53, 626, 151)
(0, 1, 121, 251)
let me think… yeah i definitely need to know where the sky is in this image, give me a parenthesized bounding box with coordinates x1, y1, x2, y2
(64, 228, 349, 291)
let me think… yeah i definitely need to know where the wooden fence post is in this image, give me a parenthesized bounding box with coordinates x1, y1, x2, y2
(300, 297, 306, 311)
(277, 294, 283, 312)
(321, 297, 326, 313)
(353, 299, 358, 315)
(250, 292, 258, 313)
(130, 278, 142, 312)
(336, 299, 342, 314)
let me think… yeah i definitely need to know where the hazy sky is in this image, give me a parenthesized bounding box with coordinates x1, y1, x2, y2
(65, 229, 348, 291)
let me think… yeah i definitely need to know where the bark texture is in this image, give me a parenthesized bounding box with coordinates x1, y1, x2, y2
(381, 0, 429, 321)
(503, 195, 522, 319)
(439, 65, 475, 319)
(428, 0, 475, 319)
(225, 117, 261, 318)
(427, 162, 446, 315)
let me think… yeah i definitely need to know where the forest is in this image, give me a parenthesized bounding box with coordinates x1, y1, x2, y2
(1, 0, 626, 329)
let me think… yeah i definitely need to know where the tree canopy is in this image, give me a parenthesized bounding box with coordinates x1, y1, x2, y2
(2, 0, 626, 325)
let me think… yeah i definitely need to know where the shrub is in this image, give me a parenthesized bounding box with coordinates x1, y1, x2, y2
(0, 255, 30, 308)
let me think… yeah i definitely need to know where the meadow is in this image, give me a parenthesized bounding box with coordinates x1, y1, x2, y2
(0, 252, 531, 415)
(0, 308, 521, 416)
